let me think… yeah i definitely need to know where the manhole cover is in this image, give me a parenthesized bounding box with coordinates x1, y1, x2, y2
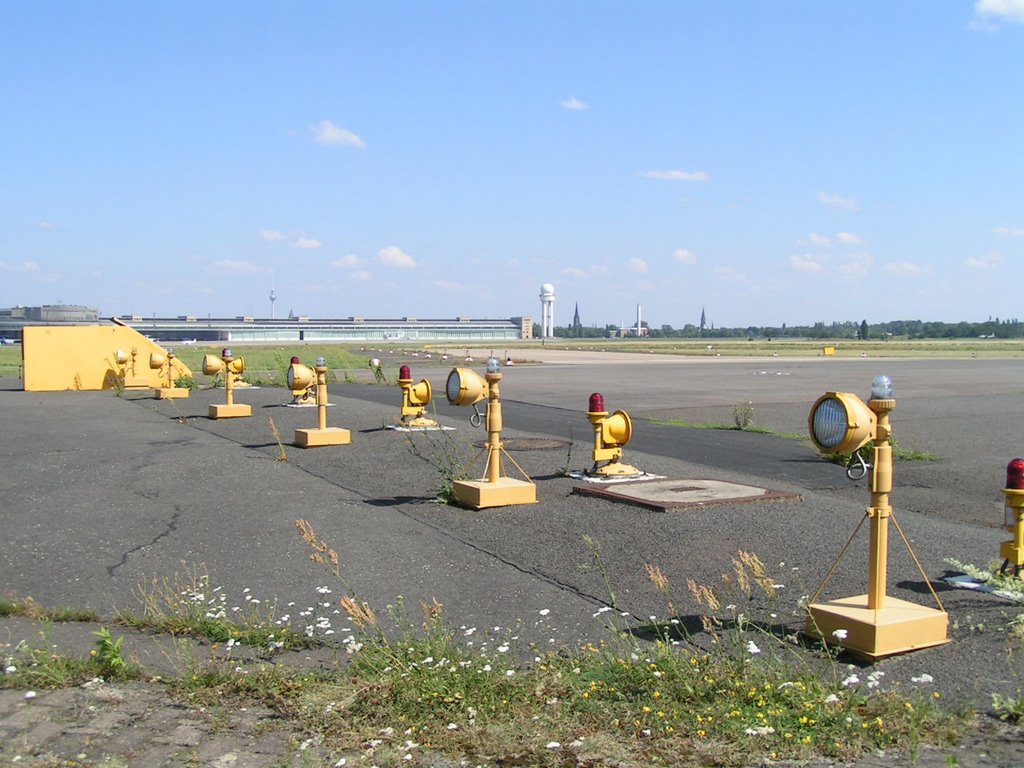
(475, 437, 571, 451)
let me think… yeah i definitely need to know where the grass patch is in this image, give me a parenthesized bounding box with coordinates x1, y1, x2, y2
(117, 563, 312, 654)
(1, 623, 140, 689)
(0, 593, 100, 623)
(282, 522, 966, 766)
(650, 418, 804, 441)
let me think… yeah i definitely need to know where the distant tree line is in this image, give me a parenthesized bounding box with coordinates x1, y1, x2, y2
(554, 318, 1024, 340)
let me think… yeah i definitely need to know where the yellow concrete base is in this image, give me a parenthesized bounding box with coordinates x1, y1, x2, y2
(806, 595, 948, 659)
(590, 462, 644, 478)
(123, 377, 150, 390)
(295, 427, 351, 447)
(402, 416, 440, 429)
(208, 403, 252, 419)
(155, 387, 190, 399)
(453, 477, 537, 509)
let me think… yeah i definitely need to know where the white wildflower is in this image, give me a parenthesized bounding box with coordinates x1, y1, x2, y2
(842, 674, 860, 687)
(538, 608, 550, 616)
(911, 673, 935, 684)
(746, 641, 761, 654)
(832, 628, 849, 640)
(545, 742, 560, 749)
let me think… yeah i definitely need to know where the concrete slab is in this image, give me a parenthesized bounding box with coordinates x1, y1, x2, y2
(572, 476, 802, 511)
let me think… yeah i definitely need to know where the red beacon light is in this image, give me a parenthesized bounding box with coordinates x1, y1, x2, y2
(1007, 458, 1024, 490)
(588, 392, 606, 414)
(291, 356, 300, 365)
(399, 365, 411, 381)
(1000, 458, 1024, 577)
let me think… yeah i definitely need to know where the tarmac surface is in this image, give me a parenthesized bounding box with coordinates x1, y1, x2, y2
(3, 348, 1024, 766)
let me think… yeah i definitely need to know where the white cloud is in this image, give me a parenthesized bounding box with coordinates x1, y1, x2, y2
(790, 254, 826, 273)
(839, 253, 874, 276)
(637, 170, 710, 182)
(347, 270, 372, 281)
(210, 259, 266, 274)
(884, 261, 921, 275)
(377, 245, 417, 268)
(817, 191, 859, 211)
(0, 260, 41, 273)
(994, 226, 1024, 236)
(560, 96, 588, 110)
(628, 257, 648, 273)
(806, 233, 831, 247)
(311, 120, 366, 148)
(974, 0, 1024, 25)
(965, 253, 1002, 269)
(561, 266, 586, 278)
(330, 254, 362, 268)
(672, 248, 697, 264)
(836, 231, 864, 245)
(261, 229, 323, 249)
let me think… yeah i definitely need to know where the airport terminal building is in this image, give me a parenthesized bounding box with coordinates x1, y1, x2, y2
(1, 306, 534, 343)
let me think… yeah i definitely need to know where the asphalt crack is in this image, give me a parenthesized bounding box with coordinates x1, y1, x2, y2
(107, 507, 182, 576)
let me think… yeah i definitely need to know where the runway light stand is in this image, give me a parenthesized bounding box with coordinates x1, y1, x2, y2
(804, 375, 948, 659)
(294, 357, 351, 447)
(203, 348, 252, 419)
(445, 357, 536, 509)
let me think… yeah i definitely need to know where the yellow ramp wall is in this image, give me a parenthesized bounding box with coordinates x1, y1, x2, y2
(22, 325, 194, 391)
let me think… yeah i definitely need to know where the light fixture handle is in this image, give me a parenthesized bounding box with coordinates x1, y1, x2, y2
(846, 451, 870, 481)
(470, 404, 484, 428)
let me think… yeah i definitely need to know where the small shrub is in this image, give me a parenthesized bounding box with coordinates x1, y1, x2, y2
(733, 401, 755, 429)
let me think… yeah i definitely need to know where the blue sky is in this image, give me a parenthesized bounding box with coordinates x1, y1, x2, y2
(2, 2, 1022, 329)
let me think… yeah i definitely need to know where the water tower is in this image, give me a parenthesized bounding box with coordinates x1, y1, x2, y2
(539, 283, 556, 338)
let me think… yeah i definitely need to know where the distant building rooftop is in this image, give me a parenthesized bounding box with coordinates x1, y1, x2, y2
(0, 308, 533, 343)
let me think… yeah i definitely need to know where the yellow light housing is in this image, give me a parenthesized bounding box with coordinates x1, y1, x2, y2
(288, 362, 315, 394)
(114, 349, 129, 365)
(408, 379, 432, 407)
(601, 410, 632, 448)
(446, 367, 487, 406)
(149, 352, 166, 370)
(808, 391, 877, 454)
(202, 354, 224, 375)
(227, 357, 245, 375)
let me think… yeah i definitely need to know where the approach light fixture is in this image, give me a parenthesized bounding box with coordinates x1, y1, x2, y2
(204, 348, 252, 419)
(804, 375, 947, 659)
(999, 458, 1024, 577)
(396, 365, 438, 429)
(149, 348, 190, 399)
(585, 393, 643, 478)
(287, 356, 316, 405)
(114, 346, 149, 389)
(294, 356, 350, 447)
(444, 357, 536, 509)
